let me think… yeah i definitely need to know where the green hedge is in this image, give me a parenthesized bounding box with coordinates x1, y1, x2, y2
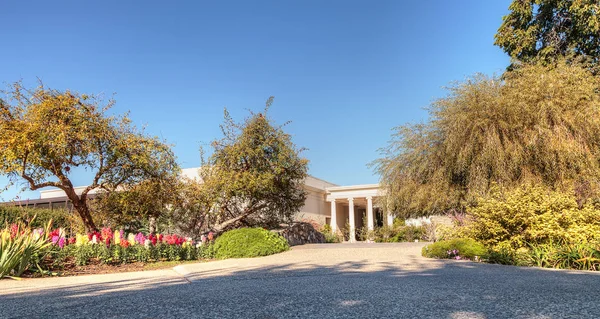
(213, 228, 289, 259)
(0, 206, 83, 234)
(422, 238, 487, 260)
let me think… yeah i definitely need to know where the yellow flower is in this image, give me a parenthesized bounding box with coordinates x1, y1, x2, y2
(114, 230, 121, 245)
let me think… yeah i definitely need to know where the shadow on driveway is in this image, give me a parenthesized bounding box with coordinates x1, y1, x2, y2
(1, 243, 600, 319)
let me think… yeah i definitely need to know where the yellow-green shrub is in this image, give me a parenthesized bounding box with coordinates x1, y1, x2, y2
(466, 185, 600, 249)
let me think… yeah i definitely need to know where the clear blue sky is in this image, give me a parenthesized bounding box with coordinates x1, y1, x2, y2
(0, 0, 510, 201)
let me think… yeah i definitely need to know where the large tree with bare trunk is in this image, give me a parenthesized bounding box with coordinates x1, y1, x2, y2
(0, 82, 179, 232)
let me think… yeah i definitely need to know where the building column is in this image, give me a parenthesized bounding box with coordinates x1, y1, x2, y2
(366, 196, 374, 231)
(330, 199, 337, 233)
(387, 209, 394, 227)
(348, 197, 356, 242)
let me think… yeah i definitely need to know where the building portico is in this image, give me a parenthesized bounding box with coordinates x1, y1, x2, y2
(326, 184, 391, 242)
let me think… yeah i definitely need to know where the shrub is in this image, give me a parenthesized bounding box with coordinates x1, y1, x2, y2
(466, 185, 600, 250)
(366, 224, 428, 243)
(422, 238, 487, 260)
(525, 241, 600, 270)
(392, 225, 426, 242)
(213, 228, 289, 259)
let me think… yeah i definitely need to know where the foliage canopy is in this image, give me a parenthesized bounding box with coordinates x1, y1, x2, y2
(495, 0, 600, 71)
(0, 82, 179, 231)
(374, 62, 600, 217)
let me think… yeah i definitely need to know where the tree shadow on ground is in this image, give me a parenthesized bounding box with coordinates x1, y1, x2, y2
(1, 252, 600, 319)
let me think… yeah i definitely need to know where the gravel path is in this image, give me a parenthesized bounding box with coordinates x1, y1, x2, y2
(1, 242, 600, 318)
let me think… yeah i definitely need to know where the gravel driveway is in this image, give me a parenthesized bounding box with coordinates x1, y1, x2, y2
(1, 242, 599, 319)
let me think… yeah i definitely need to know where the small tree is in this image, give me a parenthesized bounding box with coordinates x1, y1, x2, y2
(374, 61, 600, 218)
(175, 97, 309, 235)
(0, 82, 179, 232)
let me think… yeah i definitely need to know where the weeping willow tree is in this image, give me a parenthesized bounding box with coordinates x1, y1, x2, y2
(374, 61, 600, 218)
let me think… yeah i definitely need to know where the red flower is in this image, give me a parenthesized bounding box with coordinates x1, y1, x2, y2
(68, 237, 76, 245)
(120, 240, 130, 248)
(49, 229, 60, 238)
(88, 231, 102, 242)
(149, 234, 157, 246)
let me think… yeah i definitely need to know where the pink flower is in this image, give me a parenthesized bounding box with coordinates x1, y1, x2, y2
(58, 237, 66, 248)
(135, 232, 146, 245)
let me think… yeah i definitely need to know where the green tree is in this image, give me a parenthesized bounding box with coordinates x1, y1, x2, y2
(0, 82, 179, 232)
(175, 97, 309, 235)
(495, 0, 600, 70)
(374, 61, 600, 218)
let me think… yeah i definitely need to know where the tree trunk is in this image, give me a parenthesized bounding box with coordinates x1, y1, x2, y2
(74, 202, 98, 233)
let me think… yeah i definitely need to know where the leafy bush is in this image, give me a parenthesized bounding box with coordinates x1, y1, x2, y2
(466, 185, 600, 250)
(362, 224, 429, 243)
(213, 228, 289, 259)
(1, 221, 52, 278)
(422, 238, 487, 260)
(320, 224, 341, 243)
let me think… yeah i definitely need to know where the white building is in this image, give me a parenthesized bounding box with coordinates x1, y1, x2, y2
(8, 167, 395, 242)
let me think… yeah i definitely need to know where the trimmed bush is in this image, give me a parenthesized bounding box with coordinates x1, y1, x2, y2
(214, 228, 289, 259)
(422, 238, 487, 260)
(466, 185, 600, 250)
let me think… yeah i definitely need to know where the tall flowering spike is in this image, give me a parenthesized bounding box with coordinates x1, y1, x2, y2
(127, 233, 136, 246)
(10, 224, 18, 239)
(75, 233, 89, 246)
(101, 227, 113, 241)
(114, 230, 121, 245)
(58, 237, 66, 249)
(135, 232, 145, 245)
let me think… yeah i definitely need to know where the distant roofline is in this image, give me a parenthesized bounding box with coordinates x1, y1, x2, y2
(326, 183, 380, 192)
(305, 175, 338, 187)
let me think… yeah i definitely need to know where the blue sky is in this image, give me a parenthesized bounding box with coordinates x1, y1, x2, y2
(0, 0, 510, 201)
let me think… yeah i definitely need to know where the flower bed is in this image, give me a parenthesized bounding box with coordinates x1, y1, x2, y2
(1, 223, 216, 278)
(47, 228, 216, 267)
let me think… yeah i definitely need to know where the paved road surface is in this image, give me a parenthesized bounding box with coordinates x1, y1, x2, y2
(1, 243, 600, 319)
